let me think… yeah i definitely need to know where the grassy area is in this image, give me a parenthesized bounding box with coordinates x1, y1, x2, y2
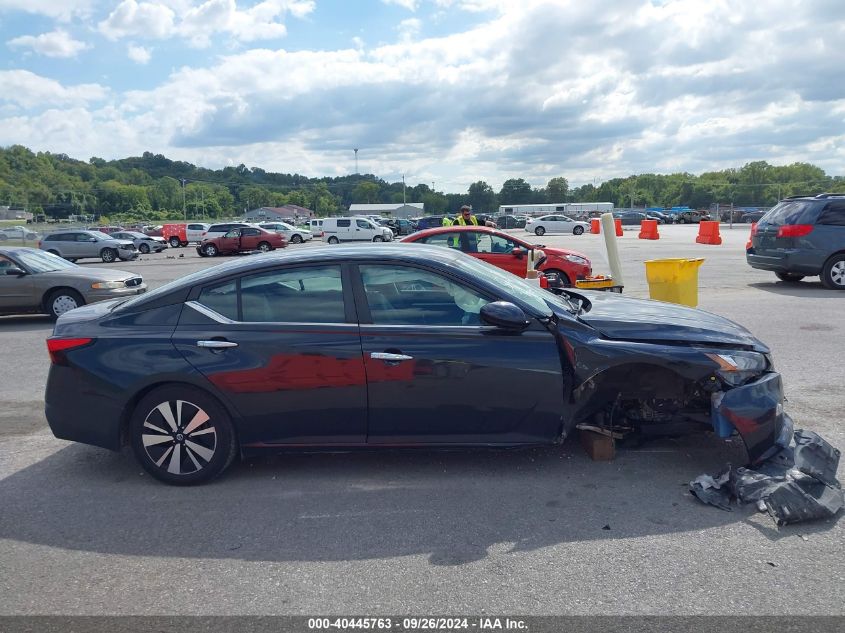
(0, 239, 34, 247)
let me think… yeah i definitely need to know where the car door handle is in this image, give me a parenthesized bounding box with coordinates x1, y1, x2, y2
(197, 340, 238, 349)
(370, 352, 413, 362)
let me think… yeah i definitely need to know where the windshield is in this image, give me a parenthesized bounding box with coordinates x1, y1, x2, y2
(453, 254, 553, 317)
(88, 231, 111, 240)
(761, 201, 814, 226)
(125, 231, 146, 239)
(15, 249, 78, 273)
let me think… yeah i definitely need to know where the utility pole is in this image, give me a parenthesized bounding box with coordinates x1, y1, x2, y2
(402, 174, 406, 205)
(353, 149, 359, 174)
(180, 179, 187, 221)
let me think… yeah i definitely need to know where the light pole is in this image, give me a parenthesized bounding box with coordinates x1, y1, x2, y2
(180, 179, 187, 221)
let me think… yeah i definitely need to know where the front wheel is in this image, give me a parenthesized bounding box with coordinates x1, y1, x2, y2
(291, 234, 303, 244)
(204, 244, 218, 257)
(139, 243, 151, 254)
(573, 225, 584, 235)
(257, 241, 272, 252)
(47, 288, 84, 320)
(328, 236, 339, 244)
(821, 255, 845, 290)
(535, 226, 546, 236)
(679, 218, 686, 224)
(100, 248, 117, 263)
(129, 385, 237, 485)
(373, 235, 384, 242)
(775, 272, 804, 283)
(169, 236, 181, 248)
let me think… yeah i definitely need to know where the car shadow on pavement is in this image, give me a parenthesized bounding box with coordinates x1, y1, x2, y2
(0, 435, 839, 566)
(747, 281, 844, 297)
(0, 315, 53, 330)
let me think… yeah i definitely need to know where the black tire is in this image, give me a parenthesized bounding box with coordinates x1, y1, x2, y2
(204, 243, 218, 257)
(100, 248, 117, 263)
(775, 272, 804, 283)
(544, 268, 572, 287)
(820, 254, 845, 290)
(291, 234, 303, 244)
(46, 288, 84, 320)
(129, 385, 237, 485)
(169, 236, 181, 248)
(257, 241, 272, 252)
(373, 235, 384, 242)
(535, 226, 546, 236)
(328, 236, 339, 244)
(573, 225, 584, 236)
(139, 243, 150, 254)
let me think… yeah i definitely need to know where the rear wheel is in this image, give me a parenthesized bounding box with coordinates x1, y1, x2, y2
(573, 225, 584, 236)
(821, 254, 845, 290)
(139, 243, 151, 254)
(257, 241, 272, 252)
(47, 288, 84, 320)
(775, 272, 804, 283)
(100, 248, 117, 263)
(129, 385, 237, 485)
(328, 236, 339, 244)
(169, 236, 181, 248)
(535, 226, 546, 236)
(204, 243, 218, 257)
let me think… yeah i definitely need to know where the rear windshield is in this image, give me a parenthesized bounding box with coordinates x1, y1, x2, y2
(760, 201, 814, 226)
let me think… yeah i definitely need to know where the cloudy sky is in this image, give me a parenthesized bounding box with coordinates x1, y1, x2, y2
(1, 0, 843, 192)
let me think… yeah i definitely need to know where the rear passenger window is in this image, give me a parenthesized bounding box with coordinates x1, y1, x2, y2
(337, 219, 351, 228)
(240, 266, 344, 323)
(817, 202, 845, 226)
(198, 280, 238, 320)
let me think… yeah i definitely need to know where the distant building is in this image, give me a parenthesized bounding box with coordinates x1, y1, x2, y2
(349, 203, 424, 219)
(244, 205, 313, 221)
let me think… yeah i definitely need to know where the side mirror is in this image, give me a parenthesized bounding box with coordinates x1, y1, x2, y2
(5, 267, 26, 276)
(511, 247, 524, 259)
(480, 301, 530, 331)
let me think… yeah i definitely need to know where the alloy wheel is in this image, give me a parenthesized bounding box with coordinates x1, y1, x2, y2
(829, 261, 845, 287)
(258, 242, 271, 252)
(141, 400, 217, 476)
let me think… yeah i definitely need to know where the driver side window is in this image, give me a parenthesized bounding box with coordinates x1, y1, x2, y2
(360, 265, 490, 326)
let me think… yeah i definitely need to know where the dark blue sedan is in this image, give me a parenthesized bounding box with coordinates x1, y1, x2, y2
(45, 245, 792, 484)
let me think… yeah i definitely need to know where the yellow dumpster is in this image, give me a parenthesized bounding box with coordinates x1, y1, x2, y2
(644, 258, 704, 307)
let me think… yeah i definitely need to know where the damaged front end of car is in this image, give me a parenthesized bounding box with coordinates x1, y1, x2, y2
(553, 298, 792, 464)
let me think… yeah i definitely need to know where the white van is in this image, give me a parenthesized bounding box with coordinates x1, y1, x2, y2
(309, 219, 324, 235)
(322, 217, 394, 243)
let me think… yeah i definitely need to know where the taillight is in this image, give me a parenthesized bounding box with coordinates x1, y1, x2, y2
(47, 337, 93, 365)
(750, 223, 758, 237)
(777, 224, 814, 238)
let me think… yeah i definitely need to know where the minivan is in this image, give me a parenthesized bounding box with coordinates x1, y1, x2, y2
(322, 217, 394, 243)
(746, 193, 845, 289)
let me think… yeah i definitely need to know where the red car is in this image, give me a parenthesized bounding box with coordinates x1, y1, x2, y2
(197, 226, 286, 257)
(400, 225, 591, 285)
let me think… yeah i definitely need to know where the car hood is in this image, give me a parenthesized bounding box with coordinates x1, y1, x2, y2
(563, 290, 769, 352)
(540, 246, 590, 261)
(41, 267, 137, 282)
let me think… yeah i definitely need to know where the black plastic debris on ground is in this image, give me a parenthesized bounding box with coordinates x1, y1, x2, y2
(689, 429, 844, 526)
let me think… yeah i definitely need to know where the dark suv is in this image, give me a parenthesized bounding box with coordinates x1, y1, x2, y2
(746, 193, 845, 289)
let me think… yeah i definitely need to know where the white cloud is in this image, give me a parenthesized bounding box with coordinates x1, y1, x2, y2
(98, 0, 315, 47)
(397, 18, 422, 41)
(0, 70, 108, 109)
(99, 0, 176, 40)
(127, 43, 152, 64)
(0, 0, 93, 21)
(382, 0, 419, 10)
(7, 29, 90, 58)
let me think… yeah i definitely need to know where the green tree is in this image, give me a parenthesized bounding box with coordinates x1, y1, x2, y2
(498, 178, 532, 204)
(467, 181, 497, 212)
(544, 177, 569, 202)
(352, 181, 380, 204)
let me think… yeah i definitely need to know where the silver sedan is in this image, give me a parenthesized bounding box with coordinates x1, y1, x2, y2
(111, 231, 168, 254)
(0, 247, 146, 319)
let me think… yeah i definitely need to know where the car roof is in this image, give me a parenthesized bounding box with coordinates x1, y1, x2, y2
(404, 225, 500, 238)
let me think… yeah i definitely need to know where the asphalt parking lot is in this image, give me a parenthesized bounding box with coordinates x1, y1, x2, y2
(1, 224, 843, 615)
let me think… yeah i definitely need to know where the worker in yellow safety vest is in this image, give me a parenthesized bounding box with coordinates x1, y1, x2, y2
(453, 205, 495, 227)
(442, 215, 453, 226)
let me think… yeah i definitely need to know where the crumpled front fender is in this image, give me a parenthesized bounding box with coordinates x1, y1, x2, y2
(712, 372, 791, 464)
